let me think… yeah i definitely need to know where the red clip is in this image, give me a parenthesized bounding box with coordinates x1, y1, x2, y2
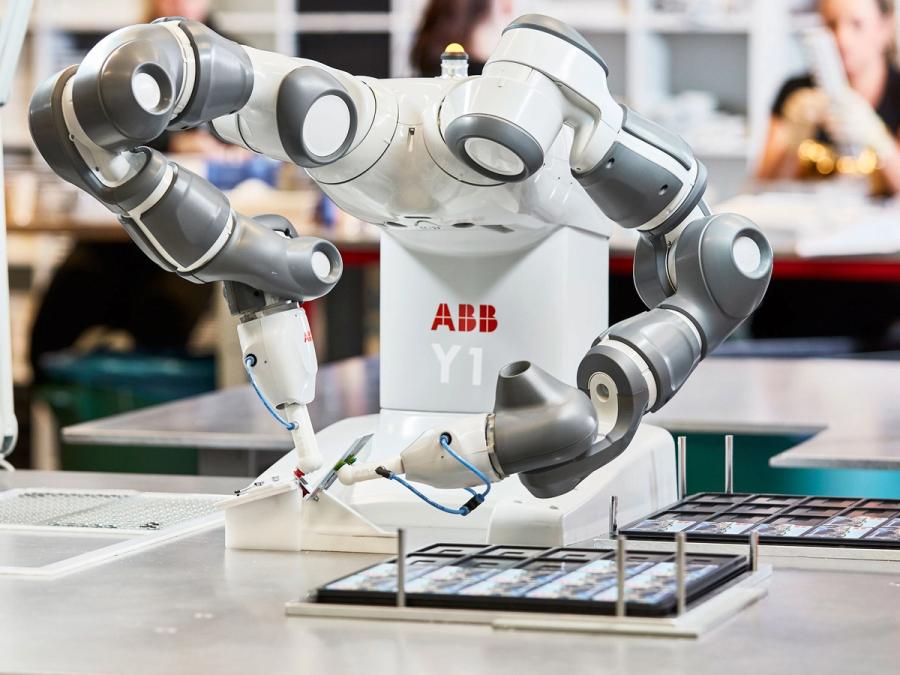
(294, 468, 309, 497)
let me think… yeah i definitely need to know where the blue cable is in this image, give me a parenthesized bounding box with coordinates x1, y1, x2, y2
(387, 474, 472, 516)
(380, 434, 492, 517)
(439, 435, 492, 500)
(243, 355, 298, 431)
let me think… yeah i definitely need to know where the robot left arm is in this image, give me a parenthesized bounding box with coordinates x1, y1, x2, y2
(28, 18, 364, 473)
(340, 16, 773, 501)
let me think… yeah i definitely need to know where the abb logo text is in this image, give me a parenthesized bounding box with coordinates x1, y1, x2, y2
(430, 304, 498, 333)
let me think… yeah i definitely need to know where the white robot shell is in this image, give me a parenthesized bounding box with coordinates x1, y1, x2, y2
(306, 76, 613, 257)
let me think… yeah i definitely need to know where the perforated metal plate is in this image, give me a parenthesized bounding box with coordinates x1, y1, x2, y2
(0, 487, 225, 578)
(0, 489, 221, 535)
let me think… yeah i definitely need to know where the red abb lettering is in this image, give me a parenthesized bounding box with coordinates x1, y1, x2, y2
(479, 305, 498, 333)
(431, 303, 498, 332)
(431, 303, 455, 331)
(458, 304, 476, 332)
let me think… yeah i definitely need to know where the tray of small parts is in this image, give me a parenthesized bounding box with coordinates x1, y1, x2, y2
(619, 493, 900, 549)
(311, 543, 749, 617)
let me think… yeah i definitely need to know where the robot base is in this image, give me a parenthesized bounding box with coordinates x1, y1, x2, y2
(249, 411, 676, 551)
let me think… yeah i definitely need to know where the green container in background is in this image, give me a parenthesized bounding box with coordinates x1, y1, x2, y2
(36, 351, 216, 475)
(679, 433, 900, 500)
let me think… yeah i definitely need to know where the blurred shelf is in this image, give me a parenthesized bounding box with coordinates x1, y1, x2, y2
(694, 147, 750, 160)
(292, 12, 393, 33)
(211, 12, 279, 36)
(7, 216, 380, 253)
(552, 4, 628, 33)
(644, 12, 752, 34)
(790, 11, 823, 33)
(31, 1, 144, 32)
(7, 221, 127, 242)
(32, 18, 138, 33)
(217, 11, 394, 36)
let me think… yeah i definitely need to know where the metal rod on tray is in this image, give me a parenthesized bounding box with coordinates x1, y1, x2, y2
(676, 531, 687, 615)
(396, 528, 406, 608)
(724, 435, 734, 494)
(616, 534, 627, 617)
(609, 495, 618, 537)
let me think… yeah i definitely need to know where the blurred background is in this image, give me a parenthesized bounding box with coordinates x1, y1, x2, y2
(2, 0, 899, 483)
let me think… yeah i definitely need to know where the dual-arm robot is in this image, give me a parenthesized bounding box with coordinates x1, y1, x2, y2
(29, 15, 771, 512)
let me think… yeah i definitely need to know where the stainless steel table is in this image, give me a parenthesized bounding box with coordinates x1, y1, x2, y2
(63, 356, 380, 475)
(63, 356, 900, 471)
(649, 358, 900, 470)
(63, 356, 380, 451)
(1, 469, 898, 675)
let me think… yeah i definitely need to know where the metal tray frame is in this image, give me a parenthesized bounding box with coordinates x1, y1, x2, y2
(619, 492, 900, 549)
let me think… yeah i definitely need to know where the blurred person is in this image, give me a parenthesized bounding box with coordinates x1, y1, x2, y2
(411, 0, 515, 77)
(29, 0, 230, 378)
(757, 0, 900, 193)
(752, 0, 900, 345)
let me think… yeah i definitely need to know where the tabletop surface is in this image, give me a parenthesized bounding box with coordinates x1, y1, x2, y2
(1, 469, 899, 675)
(63, 356, 900, 471)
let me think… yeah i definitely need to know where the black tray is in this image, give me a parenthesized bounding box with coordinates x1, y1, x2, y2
(619, 492, 900, 549)
(312, 543, 748, 618)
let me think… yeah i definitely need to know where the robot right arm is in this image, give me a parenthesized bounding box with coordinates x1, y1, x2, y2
(28, 18, 357, 474)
